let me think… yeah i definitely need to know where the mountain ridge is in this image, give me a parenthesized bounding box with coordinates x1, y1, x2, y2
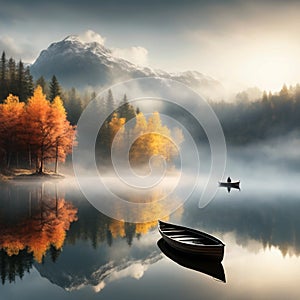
(30, 34, 225, 99)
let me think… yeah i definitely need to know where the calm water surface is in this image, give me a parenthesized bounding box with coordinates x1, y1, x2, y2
(1, 169, 300, 300)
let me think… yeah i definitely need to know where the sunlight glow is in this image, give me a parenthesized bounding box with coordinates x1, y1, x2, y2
(244, 46, 298, 91)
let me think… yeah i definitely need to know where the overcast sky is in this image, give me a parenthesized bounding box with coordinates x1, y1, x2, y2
(0, 0, 300, 92)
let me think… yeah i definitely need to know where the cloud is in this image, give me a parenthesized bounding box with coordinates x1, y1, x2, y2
(93, 281, 106, 293)
(78, 29, 106, 45)
(0, 35, 39, 62)
(107, 262, 148, 281)
(0, 35, 22, 58)
(76, 30, 149, 66)
(112, 46, 149, 66)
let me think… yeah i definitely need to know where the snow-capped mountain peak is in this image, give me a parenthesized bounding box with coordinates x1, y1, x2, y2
(30, 33, 225, 99)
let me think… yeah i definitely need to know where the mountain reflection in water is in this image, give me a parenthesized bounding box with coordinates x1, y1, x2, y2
(1, 176, 300, 299)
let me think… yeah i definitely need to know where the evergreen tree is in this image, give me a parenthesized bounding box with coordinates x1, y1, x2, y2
(25, 66, 34, 100)
(262, 90, 268, 102)
(8, 58, 17, 95)
(49, 75, 61, 102)
(106, 89, 114, 117)
(64, 87, 82, 125)
(0, 51, 8, 102)
(118, 94, 136, 122)
(279, 84, 289, 99)
(16, 60, 26, 102)
(0, 51, 6, 81)
(36, 76, 48, 94)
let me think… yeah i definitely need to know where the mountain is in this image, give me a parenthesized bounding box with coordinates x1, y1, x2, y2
(34, 238, 162, 292)
(31, 35, 225, 99)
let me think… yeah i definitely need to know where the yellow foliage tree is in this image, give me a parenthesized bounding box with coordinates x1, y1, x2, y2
(129, 112, 181, 167)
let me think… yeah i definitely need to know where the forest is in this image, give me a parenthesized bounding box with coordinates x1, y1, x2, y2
(1, 50, 300, 173)
(0, 52, 183, 173)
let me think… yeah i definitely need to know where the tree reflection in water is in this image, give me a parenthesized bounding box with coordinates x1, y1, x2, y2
(0, 182, 78, 284)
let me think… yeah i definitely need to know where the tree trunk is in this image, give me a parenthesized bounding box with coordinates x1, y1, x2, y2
(39, 146, 44, 173)
(28, 145, 32, 169)
(36, 155, 39, 173)
(55, 142, 58, 174)
(39, 159, 44, 174)
(7, 151, 11, 169)
(55, 184, 58, 217)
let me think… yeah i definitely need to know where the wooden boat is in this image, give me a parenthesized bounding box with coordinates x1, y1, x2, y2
(218, 180, 240, 189)
(157, 239, 226, 282)
(158, 220, 225, 261)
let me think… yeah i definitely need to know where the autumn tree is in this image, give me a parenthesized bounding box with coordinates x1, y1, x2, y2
(50, 96, 76, 173)
(109, 113, 125, 148)
(129, 112, 148, 164)
(0, 94, 25, 167)
(25, 86, 75, 173)
(129, 112, 182, 167)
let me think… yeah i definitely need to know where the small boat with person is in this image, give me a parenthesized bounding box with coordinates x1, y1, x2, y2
(218, 178, 240, 189)
(158, 220, 225, 261)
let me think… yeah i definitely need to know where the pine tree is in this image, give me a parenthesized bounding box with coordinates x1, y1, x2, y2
(279, 84, 289, 99)
(106, 89, 114, 117)
(262, 91, 268, 102)
(118, 94, 136, 122)
(64, 87, 82, 125)
(25, 66, 34, 100)
(8, 58, 17, 95)
(0, 51, 8, 102)
(36, 76, 48, 94)
(49, 75, 61, 102)
(16, 60, 26, 102)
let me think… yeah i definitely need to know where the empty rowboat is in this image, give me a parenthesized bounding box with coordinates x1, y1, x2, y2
(158, 220, 225, 261)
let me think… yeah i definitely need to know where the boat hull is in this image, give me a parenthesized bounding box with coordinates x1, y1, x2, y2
(219, 181, 240, 188)
(158, 220, 225, 261)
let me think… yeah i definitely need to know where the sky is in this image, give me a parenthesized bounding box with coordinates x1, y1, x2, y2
(0, 0, 300, 92)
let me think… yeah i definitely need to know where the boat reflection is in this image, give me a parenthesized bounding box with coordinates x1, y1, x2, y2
(157, 239, 226, 283)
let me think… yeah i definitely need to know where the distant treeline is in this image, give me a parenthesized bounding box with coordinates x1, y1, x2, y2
(211, 84, 300, 144)
(1, 51, 300, 150)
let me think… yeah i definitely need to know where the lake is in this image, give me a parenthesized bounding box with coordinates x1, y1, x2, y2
(1, 163, 300, 300)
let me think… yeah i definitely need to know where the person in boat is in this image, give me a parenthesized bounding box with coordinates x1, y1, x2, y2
(227, 176, 231, 183)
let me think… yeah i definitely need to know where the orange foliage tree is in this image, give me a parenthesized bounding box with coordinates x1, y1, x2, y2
(0, 86, 76, 172)
(50, 96, 76, 173)
(0, 94, 25, 167)
(0, 196, 78, 263)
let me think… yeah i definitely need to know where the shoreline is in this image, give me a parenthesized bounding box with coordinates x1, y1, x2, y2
(0, 168, 65, 182)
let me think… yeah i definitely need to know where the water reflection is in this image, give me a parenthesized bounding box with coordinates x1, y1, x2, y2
(184, 190, 300, 257)
(157, 239, 226, 282)
(0, 182, 78, 284)
(0, 181, 183, 290)
(1, 177, 300, 297)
